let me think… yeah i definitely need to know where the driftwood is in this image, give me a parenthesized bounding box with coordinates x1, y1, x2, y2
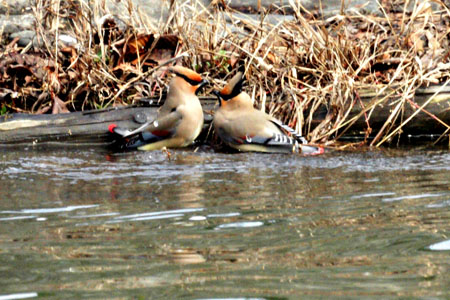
(0, 86, 449, 147)
(0, 106, 158, 146)
(352, 86, 450, 135)
(309, 85, 450, 142)
(0, 100, 216, 146)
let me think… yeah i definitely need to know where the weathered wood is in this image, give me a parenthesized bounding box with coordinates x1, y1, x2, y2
(0, 100, 217, 146)
(323, 85, 450, 138)
(358, 90, 450, 134)
(0, 87, 449, 146)
(0, 106, 156, 146)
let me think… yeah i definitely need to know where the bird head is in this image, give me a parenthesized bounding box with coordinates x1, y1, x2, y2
(168, 66, 208, 95)
(213, 69, 245, 107)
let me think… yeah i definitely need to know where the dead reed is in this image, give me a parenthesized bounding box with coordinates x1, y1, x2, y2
(1, 0, 450, 146)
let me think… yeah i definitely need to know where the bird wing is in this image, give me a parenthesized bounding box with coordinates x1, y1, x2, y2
(109, 110, 183, 150)
(268, 118, 307, 144)
(147, 110, 183, 137)
(222, 129, 298, 153)
(216, 112, 298, 153)
(268, 118, 324, 155)
(111, 110, 182, 138)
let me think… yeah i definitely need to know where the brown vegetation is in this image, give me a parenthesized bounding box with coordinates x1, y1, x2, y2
(1, 0, 450, 146)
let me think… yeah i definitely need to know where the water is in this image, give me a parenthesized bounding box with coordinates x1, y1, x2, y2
(0, 146, 449, 299)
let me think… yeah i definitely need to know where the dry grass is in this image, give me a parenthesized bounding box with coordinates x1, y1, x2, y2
(1, 0, 450, 147)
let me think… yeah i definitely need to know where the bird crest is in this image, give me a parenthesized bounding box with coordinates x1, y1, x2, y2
(219, 70, 245, 100)
(169, 66, 203, 85)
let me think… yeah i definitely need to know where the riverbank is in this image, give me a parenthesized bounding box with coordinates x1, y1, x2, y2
(1, 0, 449, 147)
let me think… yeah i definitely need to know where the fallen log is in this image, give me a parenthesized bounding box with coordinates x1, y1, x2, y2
(0, 106, 154, 146)
(0, 99, 217, 147)
(309, 85, 450, 143)
(353, 85, 450, 135)
(0, 86, 449, 147)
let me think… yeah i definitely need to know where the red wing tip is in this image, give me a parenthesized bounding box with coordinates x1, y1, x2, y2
(301, 145, 325, 156)
(316, 146, 325, 155)
(108, 124, 117, 133)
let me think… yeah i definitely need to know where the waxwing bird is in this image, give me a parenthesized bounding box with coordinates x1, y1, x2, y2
(213, 70, 324, 155)
(109, 66, 208, 151)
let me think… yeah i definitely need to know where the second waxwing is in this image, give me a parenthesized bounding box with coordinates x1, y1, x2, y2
(109, 66, 208, 151)
(213, 70, 324, 155)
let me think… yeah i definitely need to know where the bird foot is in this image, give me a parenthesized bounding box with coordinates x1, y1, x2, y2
(161, 147, 172, 160)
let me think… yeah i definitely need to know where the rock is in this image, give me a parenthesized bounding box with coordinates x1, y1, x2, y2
(227, 0, 443, 17)
(0, 0, 32, 15)
(10, 30, 33, 43)
(228, 0, 311, 12)
(0, 13, 34, 34)
(9, 30, 41, 47)
(105, 0, 211, 25)
(0, 15, 19, 34)
(227, 0, 380, 16)
(322, 0, 380, 16)
(1, 0, 446, 45)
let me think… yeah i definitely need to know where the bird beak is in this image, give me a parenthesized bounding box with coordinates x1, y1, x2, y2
(195, 79, 209, 95)
(212, 90, 222, 106)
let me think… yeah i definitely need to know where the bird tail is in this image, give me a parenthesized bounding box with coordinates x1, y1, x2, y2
(269, 119, 307, 144)
(108, 124, 164, 151)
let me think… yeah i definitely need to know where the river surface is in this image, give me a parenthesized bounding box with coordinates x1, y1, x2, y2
(0, 146, 449, 299)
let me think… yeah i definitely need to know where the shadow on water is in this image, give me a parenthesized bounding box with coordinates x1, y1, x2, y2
(0, 146, 449, 299)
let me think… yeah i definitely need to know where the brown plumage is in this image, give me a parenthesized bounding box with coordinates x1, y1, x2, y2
(110, 66, 208, 151)
(138, 66, 208, 151)
(213, 70, 323, 155)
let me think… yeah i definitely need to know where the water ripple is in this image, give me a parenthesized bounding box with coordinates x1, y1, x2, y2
(1, 205, 98, 214)
(0, 147, 449, 298)
(0, 293, 38, 300)
(2, 149, 450, 183)
(382, 193, 445, 202)
(0, 215, 36, 221)
(428, 239, 450, 251)
(105, 208, 204, 224)
(216, 221, 264, 229)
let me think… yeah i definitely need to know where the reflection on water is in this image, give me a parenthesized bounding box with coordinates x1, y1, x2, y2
(0, 146, 449, 299)
(429, 240, 450, 251)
